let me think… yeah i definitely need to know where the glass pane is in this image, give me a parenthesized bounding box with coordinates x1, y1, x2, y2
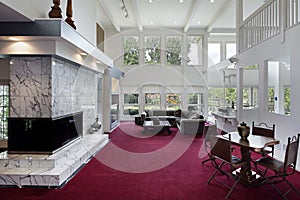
(144, 105, 160, 110)
(284, 86, 290, 115)
(188, 36, 203, 66)
(0, 86, 3, 95)
(145, 93, 160, 105)
(187, 105, 203, 112)
(268, 87, 275, 113)
(188, 93, 201, 104)
(0, 98, 3, 106)
(123, 36, 139, 65)
(208, 43, 221, 67)
(124, 94, 139, 104)
(4, 107, 9, 117)
(123, 105, 139, 115)
(145, 36, 161, 64)
(166, 36, 182, 65)
(4, 86, 9, 95)
(166, 93, 181, 110)
(225, 43, 236, 59)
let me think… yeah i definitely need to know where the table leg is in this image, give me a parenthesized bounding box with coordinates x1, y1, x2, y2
(234, 147, 260, 185)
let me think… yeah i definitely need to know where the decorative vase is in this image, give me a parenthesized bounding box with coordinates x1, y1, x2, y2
(237, 121, 250, 140)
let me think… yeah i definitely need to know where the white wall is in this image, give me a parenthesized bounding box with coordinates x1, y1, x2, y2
(1, 0, 97, 45)
(237, 25, 300, 170)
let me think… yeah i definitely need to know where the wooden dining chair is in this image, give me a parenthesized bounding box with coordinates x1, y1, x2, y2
(202, 123, 218, 164)
(207, 134, 246, 199)
(252, 121, 276, 157)
(254, 134, 300, 200)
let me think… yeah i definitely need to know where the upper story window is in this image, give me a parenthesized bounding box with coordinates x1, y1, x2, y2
(225, 42, 236, 59)
(123, 36, 139, 65)
(145, 36, 161, 64)
(166, 36, 182, 66)
(187, 36, 203, 66)
(208, 42, 221, 67)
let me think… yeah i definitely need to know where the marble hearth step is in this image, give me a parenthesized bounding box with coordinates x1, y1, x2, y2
(0, 133, 109, 187)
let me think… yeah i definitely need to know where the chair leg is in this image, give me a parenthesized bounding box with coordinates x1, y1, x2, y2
(225, 176, 241, 199)
(285, 179, 300, 196)
(207, 168, 219, 184)
(202, 157, 212, 164)
(271, 184, 288, 200)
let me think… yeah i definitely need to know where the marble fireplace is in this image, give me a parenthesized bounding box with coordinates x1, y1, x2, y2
(0, 19, 112, 187)
(8, 56, 97, 154)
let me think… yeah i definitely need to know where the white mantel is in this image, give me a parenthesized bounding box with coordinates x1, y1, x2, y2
(0, 19, 113, 73)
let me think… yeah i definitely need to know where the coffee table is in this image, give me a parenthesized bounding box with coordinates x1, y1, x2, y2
(143, 120, 172, 134)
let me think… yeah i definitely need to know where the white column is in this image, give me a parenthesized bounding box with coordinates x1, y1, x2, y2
(236, 0, 243, 54)
(102, 68, 112, 133)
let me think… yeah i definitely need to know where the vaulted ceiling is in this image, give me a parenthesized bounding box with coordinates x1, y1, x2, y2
(0, 0, 266, 34)
(98, 0, 236, 32)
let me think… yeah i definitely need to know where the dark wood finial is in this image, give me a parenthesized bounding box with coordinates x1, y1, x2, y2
(65, 0, 76, 29)
(49, 0, 62, 18)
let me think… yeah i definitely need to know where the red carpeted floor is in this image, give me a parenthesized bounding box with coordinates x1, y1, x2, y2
(1, 121, 300, 200)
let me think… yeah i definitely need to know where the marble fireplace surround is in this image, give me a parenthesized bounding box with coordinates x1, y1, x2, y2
(0, 19, 113, 187)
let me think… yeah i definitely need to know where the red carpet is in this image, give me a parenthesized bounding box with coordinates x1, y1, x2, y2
(1, 121, 300, 200)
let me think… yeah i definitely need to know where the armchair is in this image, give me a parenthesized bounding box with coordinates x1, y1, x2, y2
(177, 119, 205, 135)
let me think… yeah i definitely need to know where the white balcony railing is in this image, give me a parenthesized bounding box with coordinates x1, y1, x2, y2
(286, 0, 300, 29)
(239, 0, 280, 52)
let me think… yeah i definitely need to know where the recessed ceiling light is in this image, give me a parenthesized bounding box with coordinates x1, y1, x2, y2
(179, 0, 184, 3)
(210, 0, 215, 3)
(80, 52, 88, 56)
(8, 36, 21, 41)
(148, 0, 153, 3)
(150, 21, 154, 25)
(197, 21, 201, 24)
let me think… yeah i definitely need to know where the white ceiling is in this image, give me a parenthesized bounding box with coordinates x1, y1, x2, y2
(0, 0, 266, 33)
(98, 0, 237, 32)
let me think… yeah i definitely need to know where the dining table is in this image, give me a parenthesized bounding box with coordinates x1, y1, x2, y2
(217, 132, 280, 185)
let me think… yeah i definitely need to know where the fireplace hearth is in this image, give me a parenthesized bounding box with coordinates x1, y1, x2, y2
(8, 111, 83, 154)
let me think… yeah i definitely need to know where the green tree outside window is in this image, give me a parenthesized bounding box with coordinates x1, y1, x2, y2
(123, 36, 139, 65)
(145, 36, 161, 64)
(166, 36, 182, 65)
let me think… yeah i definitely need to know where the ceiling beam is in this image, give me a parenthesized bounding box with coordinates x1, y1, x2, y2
(98, 0, 121, 32)
(206, 0, 234, 33)
(132, 0, 143, 32)
(184, 0, 203, 32)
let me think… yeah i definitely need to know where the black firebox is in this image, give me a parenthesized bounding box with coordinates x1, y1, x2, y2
(8, 112, 83, 154)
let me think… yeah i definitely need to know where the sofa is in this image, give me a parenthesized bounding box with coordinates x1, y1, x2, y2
(142, 109, 205, 135)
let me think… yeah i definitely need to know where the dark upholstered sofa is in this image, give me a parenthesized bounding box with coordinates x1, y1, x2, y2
(143, 109, 205, 134)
